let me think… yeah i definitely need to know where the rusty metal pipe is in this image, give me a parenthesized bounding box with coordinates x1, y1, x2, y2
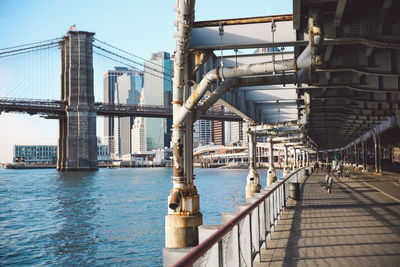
(169, 189, 182, 211)
(193, 14, 293, 27)
(171, 0, 195, 186)
(177, 58, 300, 125)
(195, 79, 235, 121)
(177, 42, 314, 126)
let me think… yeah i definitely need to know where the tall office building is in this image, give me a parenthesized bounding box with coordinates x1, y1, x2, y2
(132, 88, 146, 152)
(103, 67, 141, 156)
(193, 120, 212, 147)
(113, 73, 143, 157)
(230, 121, 248, 145)
(143, 51, 173, 150)
(211, 103, 225, 145)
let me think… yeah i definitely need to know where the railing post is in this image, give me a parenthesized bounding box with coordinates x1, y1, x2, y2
(283, 182, 286, 207)
(218, 240, 223, 267)
(237, 224, 241, 267)
(249, 213, 253, 266)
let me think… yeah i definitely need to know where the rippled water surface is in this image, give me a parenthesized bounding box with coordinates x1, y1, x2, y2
(0, 167, 282, 266)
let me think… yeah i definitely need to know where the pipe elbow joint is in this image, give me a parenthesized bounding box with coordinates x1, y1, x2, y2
(169, 189, 182, 211)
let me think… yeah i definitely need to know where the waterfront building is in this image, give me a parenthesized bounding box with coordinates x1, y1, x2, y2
(120, 149, 172, 167)
(103, 67, 142, 156)
(13, 145, 57, 164)
(97, 145, 112, 163)
(113, 73, 143, 158)
(13, 145, 111, 164)
(143, 52, 173, 150)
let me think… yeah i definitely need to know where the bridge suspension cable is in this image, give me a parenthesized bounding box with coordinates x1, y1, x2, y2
(0, 44, 59, 59)
(0, 39, 61, 58)
(93, 44, 172, 83)
(0, 39, 60, 100)
(0, 37, 61, 51)
(93, 38, 172, 73)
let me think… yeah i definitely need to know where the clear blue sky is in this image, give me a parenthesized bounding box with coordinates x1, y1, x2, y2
(0, 0, 292, 163)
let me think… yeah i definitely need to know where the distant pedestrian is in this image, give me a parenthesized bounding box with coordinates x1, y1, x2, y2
(314, 162, 319, 172)
(338, 163, 344, 178)
(327, 164, 331, 174)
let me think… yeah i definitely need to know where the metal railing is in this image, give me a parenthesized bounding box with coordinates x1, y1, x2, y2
(172, 167, 309, 267)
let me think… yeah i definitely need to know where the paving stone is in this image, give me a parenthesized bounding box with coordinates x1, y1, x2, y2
(254, 171, 400, 267)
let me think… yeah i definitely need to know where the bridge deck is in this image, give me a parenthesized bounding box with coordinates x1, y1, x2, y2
(255, 170, 400, 266)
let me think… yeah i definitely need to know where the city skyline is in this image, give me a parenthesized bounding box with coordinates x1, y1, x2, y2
(0, 0, 292, 162)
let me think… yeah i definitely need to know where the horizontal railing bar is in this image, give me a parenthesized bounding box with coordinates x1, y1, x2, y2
(172, 167, 306, 267)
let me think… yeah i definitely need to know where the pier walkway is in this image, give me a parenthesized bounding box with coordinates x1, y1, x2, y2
(255, 170, 400, 266)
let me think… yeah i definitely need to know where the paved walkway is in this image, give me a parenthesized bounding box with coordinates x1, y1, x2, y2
(255, 170, 400, 267)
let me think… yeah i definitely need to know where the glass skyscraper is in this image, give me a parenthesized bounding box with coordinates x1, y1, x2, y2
(143, 52, 173, 150)
(114, 73, 143, 157)
(103, 67, 142, 156)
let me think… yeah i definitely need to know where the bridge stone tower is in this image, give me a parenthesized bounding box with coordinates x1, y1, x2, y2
(57, 31, 98, 171)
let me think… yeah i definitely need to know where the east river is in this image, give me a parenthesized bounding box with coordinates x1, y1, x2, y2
(0, 167, 282, 266)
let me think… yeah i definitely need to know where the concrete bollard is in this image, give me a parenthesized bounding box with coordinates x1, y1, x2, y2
(221, 213, 241, 267)
(197, 225, 222, 266)
(163, 247, 192, 267)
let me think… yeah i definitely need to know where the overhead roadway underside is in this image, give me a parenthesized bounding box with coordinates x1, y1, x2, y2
(189, 0, 400, 151)
(298, 0, 400, 150)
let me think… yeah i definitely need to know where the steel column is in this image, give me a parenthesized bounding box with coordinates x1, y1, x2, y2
(267, 139, 277, 186)
(246, 127, 261, 198)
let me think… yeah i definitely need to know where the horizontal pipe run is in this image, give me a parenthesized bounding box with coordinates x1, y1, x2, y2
(193, 14, 293, 27)
(172, 167, 307, 267)
(195, 79, 236, 121)
(176, 42, 314, 125)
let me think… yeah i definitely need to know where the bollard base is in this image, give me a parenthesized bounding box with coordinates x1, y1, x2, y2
(246, 183, 261, 199)
(289, 182, 300, 200)
(165, 212, 203, 248)
(283, 167, 290, 176)
(267, 174, 277, 186)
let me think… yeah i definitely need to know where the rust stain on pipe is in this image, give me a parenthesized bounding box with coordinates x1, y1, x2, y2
(195, 53, 202, 65)
(173, 142, 184, 177)
(193, 14, 293, 28)
(169, 189, 182, 211)
(215, 67, 221, 82)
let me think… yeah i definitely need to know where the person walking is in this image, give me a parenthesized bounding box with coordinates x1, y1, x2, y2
(327, 163, 331, 175)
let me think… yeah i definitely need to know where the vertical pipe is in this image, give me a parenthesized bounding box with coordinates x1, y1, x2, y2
(354, 143, 359, 169)
(306, 151, 309, 166)
(361, 137, 367, 171)
(294, 148, 297, 169)
(246, 128, 261, 198)
(377, 130, 382, 173)
(165, 0, 202, 249)
(283, 145, 290, 175)
(267, 138, 276, 186)
(372, 130, 379, 173)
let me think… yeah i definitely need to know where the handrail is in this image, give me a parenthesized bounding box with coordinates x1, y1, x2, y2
(172, 167, 307, 267)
